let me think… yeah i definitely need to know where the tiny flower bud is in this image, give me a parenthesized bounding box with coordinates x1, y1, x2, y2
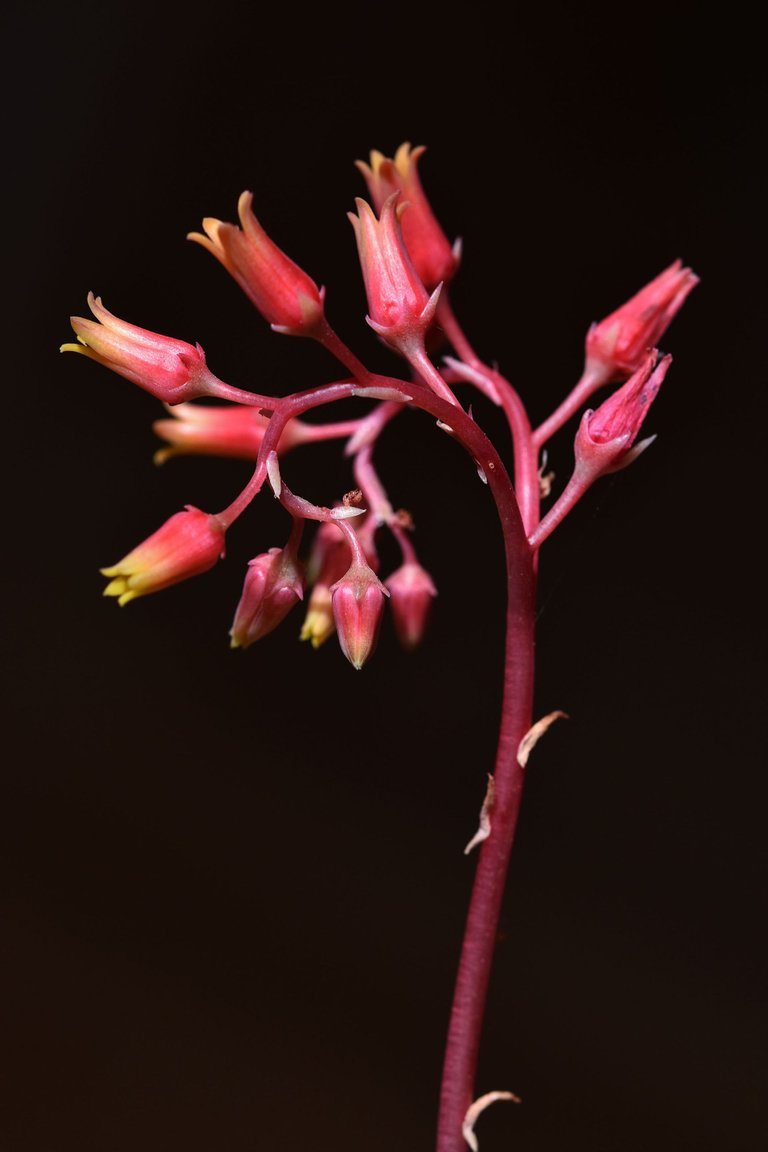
(384, 562, 438, 650)
(61, 294, 223, 404)
(230, 547, 304, 649)
(348, 194, 441, 356)
(188, 192, 325, 335)
(575, 349, 672, 480)
(356, 143, 460, 290)
(331, 562, 389, 670)
(152, 403, 308, 464)
(585, 260, 698, 382)
(101, 505, 226, 606)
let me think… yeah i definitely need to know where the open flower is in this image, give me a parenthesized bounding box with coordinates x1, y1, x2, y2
(356, 143, 460, 290)
(101, 506, 226, 606)
(61, 294, 223, 404)
(188, 192, 325, 335)
(349, 194, 441, 356)
(585, 259, 698, 382)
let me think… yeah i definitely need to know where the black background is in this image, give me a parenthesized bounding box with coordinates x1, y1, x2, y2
(4, 3, 766, 1150)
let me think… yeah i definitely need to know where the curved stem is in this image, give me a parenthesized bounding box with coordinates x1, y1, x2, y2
(436, 548, 536, 1152)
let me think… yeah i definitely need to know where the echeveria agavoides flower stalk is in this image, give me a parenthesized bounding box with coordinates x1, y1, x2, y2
(188, 191, 325, 335)
(62, 139, 699, 1152)
(61, 293, 224, 404)
(101, 506, 226, 606)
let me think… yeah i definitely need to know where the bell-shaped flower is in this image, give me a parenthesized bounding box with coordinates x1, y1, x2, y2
(348, 194, 441, 356)
(230, 547, 304, 648)
(330, 561, 389, 670)
(356, 143, 460, 290)
(585, 260, 698, 382)
(61, 294, 224, 404)
(152, 403, 309, 465)
(384, 561, 438, 651)
(101, 505, 226, 606)
(188, 192, 325, 335)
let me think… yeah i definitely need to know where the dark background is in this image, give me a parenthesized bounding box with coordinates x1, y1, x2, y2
(4, 3, 766, 1150)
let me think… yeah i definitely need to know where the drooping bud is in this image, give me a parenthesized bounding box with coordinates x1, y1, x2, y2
(356, 143, 460, 290)
(188, 192, 325, 335)
(230, 547, 304, 648)
(384, 561, 438, 650)
(585, 260, 698, 382)
(61, 294, 223, 404)
(101, 505, 226, 606)
(330, 562, 389, 670)
(348, 194, 441, 357)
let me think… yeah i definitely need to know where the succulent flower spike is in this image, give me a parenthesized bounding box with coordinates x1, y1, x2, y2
(188, 191, 325, 336)
(101, 506, 226, 606)
(230, 547, 305, 648)
(348, 194, 441, 357)
(356, 143, 460, 291)
(61, 294, 224, 404)
(585, 260, 698, 382)
(384, 561, 438, 650)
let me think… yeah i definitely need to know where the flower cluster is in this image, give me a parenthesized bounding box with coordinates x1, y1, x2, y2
(62, 143, 696, 669)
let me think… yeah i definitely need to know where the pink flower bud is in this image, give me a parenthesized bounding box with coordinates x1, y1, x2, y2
(384, 562, 438, 650)
(585, 259, 698, 382)
(330, 562, 389, 670)
(230, 547, 304, 649)
(348, 194, 441, 355)
(101, 505, 226, 605)
(152, 403, 308, 464)
(188, 192, 325, 335)
(575, 349, 672, 479)
(61, 294, 222, 404)
(356, 143, 460, 290)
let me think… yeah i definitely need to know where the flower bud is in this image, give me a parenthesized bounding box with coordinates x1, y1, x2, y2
(330, 562, 389, 670)
(230, 547, 304, 648)
(585, 260, 698, 382)
(384, 562, 438, 650)
(152, 403, 308, 464)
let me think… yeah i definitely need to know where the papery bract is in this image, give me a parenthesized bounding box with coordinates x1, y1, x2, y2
(61, 294, 222, 404)
(230, 548, 304, 648)
(356, 143, 460, 291)
(585, 259, 698, 382)
(188, 191, 325, 335)
(101, 506, 226, 606)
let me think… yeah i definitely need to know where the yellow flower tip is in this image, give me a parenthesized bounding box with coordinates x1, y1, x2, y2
(152, 446, 175, 466)
(299, 607, 334, 648)
(60, 341, 85, 354)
